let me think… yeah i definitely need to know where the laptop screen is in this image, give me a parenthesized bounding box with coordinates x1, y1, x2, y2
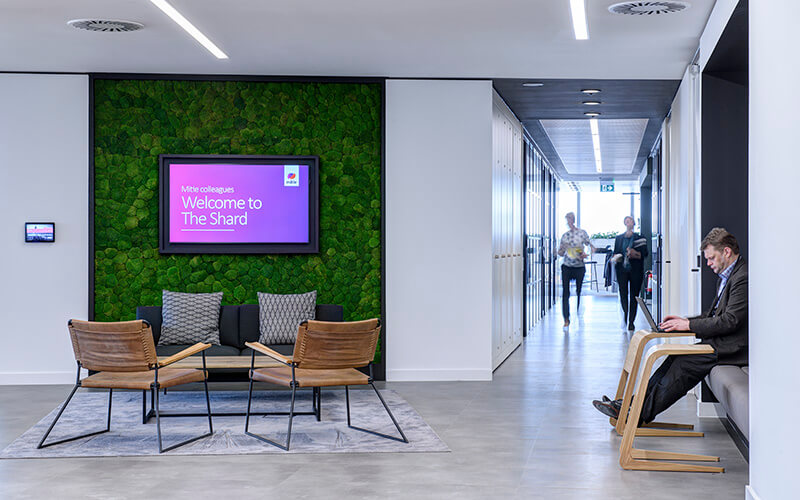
(636, 297, 659, 331)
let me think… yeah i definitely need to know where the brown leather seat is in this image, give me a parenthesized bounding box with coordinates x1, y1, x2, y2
(82, 368, 207, 390)
(251, 367, 368, 388)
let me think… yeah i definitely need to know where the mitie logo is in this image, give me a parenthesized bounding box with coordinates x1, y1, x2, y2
(284, 165, 300, 187)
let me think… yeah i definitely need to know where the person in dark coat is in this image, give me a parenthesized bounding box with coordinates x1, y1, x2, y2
(593, 228, 747, 423)
(613, 216, 649, 331)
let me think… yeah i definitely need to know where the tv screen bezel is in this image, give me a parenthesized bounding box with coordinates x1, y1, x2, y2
(25, 222, 55, 243)
(158, 154, 319, 255)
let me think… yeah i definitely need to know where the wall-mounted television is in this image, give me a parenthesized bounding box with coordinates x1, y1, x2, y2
(25, 222, 55, 242)
(159, 155, 319, 254)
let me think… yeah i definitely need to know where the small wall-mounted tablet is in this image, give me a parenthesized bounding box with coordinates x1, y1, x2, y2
(25, 222, 55, 243)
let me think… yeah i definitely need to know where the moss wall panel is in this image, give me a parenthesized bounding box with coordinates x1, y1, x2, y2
(93, 80, 382, 333)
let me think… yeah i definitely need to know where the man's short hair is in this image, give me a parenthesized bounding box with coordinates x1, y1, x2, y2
(565, 212, 575, 220)
(700, 227, 740, 254)
(623, 215, 634, 224)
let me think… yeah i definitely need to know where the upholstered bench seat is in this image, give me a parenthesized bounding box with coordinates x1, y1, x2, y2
(706, 365, 749, 440)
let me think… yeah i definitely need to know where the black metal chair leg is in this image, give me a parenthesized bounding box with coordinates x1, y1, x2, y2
(312, 387, 321, 421)
(317, 387, 322, 421)
(142, 390, 147, 424)
(107, 388, 113, 429)
(244, 377, 255, 432)
(245, 383, 297, 451)
(154, 380, 213, 453)
(38, 384, 112, 449)
(345, 386, 351, 426)
(203, 384, 213, 433)
(346, 384, 409, 443)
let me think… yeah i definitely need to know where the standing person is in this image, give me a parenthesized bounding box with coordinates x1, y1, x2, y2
(557, 212, 593, 328)
(613, 216, 649, 331)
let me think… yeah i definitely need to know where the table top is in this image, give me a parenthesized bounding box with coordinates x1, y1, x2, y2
(169, 355, 283, 369)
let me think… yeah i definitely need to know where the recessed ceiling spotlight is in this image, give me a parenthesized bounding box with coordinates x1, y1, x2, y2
(583, 101, 601, 105)
(584, 111, 601, 117)
(522, 82, 544, 87)
(581, 89, 601, 94)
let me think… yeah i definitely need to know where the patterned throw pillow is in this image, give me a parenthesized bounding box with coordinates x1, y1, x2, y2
(257, 291, 317, 345)
(159, 290, 223, 346)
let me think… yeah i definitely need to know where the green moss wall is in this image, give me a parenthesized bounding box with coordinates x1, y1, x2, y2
(93, 79, 382, 340)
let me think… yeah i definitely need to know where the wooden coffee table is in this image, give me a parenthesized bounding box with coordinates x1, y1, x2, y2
(169, 355, 282, 370)
(143, 355, 321, 422)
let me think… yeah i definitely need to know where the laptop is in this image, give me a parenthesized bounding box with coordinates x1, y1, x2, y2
(635, 297, 665, 332)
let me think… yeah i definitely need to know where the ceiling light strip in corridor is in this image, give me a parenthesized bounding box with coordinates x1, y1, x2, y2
(570, 0, 589, 40)
(150, 0, 229, 59)
(590, 118, 602, 172)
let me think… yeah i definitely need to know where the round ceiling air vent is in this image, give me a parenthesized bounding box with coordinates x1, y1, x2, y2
(608, 2, 690, 15)
(67, 19, 144, 32)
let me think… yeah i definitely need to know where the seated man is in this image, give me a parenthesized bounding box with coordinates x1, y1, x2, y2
(592, 228, 748, 424)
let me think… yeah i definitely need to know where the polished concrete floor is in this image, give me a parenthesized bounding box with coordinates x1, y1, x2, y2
(0, 295, 748, 499)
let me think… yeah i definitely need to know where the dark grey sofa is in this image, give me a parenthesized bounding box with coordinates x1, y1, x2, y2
(705, 365, 749, 442)
(135, 303, 344, 357)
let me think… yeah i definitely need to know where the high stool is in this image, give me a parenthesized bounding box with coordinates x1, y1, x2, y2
(585, 260, 599, 292)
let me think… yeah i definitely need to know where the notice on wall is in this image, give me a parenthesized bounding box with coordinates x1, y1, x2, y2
(168, 163, 309, 244)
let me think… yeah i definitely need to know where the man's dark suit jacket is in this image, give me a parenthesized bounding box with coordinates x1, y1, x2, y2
(688, 256, 748, 366)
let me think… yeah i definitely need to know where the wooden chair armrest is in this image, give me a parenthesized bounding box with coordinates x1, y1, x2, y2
(157, 343, 211, 368)
(245, 342, 293, 365)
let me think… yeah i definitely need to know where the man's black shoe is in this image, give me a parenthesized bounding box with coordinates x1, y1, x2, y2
(601, 395, 623, 411)
(593, 399, 620, 419)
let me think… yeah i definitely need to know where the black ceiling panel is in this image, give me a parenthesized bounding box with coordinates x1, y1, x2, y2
(493, 78, 680, 181)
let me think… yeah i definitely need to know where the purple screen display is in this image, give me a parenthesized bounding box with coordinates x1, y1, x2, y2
(169, 163, 309, 244)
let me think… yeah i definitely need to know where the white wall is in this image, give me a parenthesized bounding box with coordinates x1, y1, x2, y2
(748, 3, 800, 499)
(0, 74, 89, 384)
(385, 79, 493, 381)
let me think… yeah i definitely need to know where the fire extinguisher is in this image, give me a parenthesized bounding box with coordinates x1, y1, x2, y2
(646, 271, 653, 299)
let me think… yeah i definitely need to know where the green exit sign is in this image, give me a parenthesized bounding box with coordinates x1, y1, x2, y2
(600, 182, 615, 192)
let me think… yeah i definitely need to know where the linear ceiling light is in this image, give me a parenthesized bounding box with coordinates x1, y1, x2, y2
(590, 118, 602, 173)
(570, 0, 589, 40)
(150, 0, 228, 59)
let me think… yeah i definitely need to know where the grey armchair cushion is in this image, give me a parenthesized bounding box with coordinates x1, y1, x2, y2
(158, 290, 223, 346)
(257, 291, 316, 345)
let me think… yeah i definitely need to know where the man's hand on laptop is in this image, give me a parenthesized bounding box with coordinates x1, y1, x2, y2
(659, 315, 690, 332)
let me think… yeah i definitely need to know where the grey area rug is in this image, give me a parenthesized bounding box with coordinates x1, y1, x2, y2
(1, 389, 449, 458)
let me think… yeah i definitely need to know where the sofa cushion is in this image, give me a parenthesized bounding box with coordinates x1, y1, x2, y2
(257, 291, 316, 344)
(217, 305, 239, 347)
(156, 344, 241, 357)
(238, 304, 344, 348)
(707, 365, 749, 440)
(159, 290, 223, 346)
(138, 304, 238, 346)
